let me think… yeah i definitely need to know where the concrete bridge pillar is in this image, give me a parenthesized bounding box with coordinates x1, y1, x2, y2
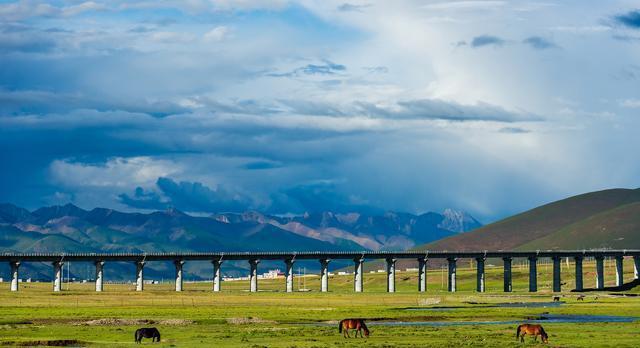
(476, 257, 485, 293)
(354, 257, 364, 292)
(595, 256, 605, 289)
(95, 261, 104, 292)
(528, 256, 537, 292)
(447, 257, 457, 292)
(135, 261, 145, 292)
(285, 259, 294, 293)
(212, 260, 223, 292)
(503, 257, 512, 292)
(53, 261, 64, 292)
(634, 256, 640, 280)
(10, 261, 20, 292)
(174, 260, 185, 292)
(320, 259, 330, 292)
(249, 259, 260, 293)
(418, 258, 428, 292)
(615, 256, 624, 287)
(552, 256, 561, 292)
(386, 258, 396, 293)
(574, 256, 583, 292)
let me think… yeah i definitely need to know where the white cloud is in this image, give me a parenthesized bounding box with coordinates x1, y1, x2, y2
(49, 157, 182, 188)
(203, 26, 229, 42)
(619, 99, 640, 108)
(62, 1, 107, 17)
(421, 1, 506, 10)
(150, 31, 196, 43)
(0, 0, 106, 21)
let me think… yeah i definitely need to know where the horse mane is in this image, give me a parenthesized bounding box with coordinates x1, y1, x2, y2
(539, 325, 547, 337)
(360, 319, 369, 333)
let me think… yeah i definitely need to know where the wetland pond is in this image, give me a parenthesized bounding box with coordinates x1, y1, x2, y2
(314, 302, 638, 327)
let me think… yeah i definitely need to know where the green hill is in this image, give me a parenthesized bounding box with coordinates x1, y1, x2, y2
(415, 188, 640, 252)
(518, 201, 640, 250)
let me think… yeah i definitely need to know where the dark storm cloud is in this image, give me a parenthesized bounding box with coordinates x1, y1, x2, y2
(471, 35, 506, 48)
(267, 60, 347, 77)
(499, 127, 531, 134)
(193, 98, 282, 115)
(363, 66, 388, 73)
(0, 90, 189, 117)
(352, 99, 539, 122)
(242, 161, 284, 170)
(118, 187, 167, 210)
(299, 61, 347, 75)
(120, 178, 382, 214)
(614, 9, 640, 29)
(0, 25, 57, 53)
(337, 3, 371, 12)
(268, 181, 381, 214)
(278, 99, 346, 116)
(612, 34, 640, 42)
(120, 177, 254, 213)
(522, 36, 558, 50)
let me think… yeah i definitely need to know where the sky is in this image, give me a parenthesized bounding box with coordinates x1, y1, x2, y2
(1, 0, 639, 223)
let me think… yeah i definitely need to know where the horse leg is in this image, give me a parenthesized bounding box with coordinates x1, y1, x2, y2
(520, 333, 525, 343)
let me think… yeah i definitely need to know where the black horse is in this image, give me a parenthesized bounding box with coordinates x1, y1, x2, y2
(135, 327, 161, 343)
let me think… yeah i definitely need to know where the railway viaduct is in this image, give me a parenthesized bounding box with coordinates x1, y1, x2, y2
(2, 250, 639, 293)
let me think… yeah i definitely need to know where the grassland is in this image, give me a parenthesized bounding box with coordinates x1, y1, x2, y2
(1, 259, 639, 347)
(414, 188, 640, 253)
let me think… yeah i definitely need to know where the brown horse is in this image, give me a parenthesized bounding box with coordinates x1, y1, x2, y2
(516, 324, 548, 343)
(339, 319, 369, 338)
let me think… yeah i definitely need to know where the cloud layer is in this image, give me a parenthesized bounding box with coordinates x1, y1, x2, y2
(1, 1, 640, 222)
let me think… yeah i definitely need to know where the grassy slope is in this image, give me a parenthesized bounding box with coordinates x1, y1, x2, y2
(414, 188, 640, 252)
(518, 201, 640, 250)
(0, 261, 639, 347)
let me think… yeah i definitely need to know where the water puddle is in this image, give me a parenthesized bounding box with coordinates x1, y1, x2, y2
(406, 302, 564, 311)
(367, 314, 637, 327)
(494, 302, 564, 308)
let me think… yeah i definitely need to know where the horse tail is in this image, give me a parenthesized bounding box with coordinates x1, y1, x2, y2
(338, 320, 343, 333)
(516, 325, 521, 340)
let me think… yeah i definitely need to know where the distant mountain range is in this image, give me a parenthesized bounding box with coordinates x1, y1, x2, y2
(0, 203, 480, 279)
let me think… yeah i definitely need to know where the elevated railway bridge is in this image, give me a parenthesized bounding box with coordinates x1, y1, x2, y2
(2, 250, 639, 293)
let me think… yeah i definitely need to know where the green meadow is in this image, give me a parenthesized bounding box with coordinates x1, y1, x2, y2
(1, 259, 639, 347)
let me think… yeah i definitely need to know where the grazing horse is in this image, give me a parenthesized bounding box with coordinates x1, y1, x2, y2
(552, 296, 560, 302)
(516, 324, 548, 343)
(577, 295, 585, 301)
(339, 319, 369, 338)
(135, 327, 161, 343)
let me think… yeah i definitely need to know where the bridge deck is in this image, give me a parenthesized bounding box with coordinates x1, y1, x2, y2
(1, 250, 638, 262)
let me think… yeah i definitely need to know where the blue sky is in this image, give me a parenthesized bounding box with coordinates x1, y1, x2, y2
(1, 0, 639, 222)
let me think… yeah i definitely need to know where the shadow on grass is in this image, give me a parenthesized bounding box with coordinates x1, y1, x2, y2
(574, 278, 640, 292)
